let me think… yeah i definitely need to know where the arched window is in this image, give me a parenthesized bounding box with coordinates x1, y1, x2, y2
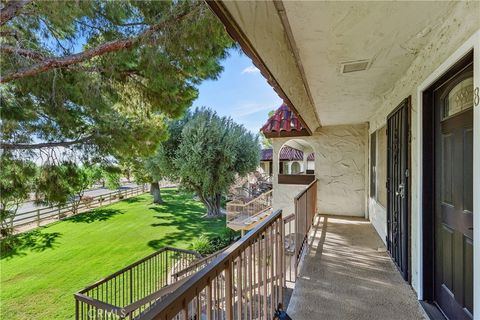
(291, 162, 301, 174)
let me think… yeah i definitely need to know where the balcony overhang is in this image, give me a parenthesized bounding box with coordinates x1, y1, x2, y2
(207, 1, 464, 126)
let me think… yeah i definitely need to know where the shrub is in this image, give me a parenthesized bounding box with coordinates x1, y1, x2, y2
(191, 235, 212, 255)
(191, 230, 241, 256)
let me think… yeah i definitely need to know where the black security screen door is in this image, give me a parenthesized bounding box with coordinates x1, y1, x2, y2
(387, 98, 410, 281)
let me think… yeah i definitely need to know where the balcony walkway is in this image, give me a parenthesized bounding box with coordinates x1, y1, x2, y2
(287, 215, 427, 320)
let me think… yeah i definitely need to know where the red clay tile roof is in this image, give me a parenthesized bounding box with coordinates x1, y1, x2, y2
(261, 147, 315, 161)
(261, 104, 309, 138)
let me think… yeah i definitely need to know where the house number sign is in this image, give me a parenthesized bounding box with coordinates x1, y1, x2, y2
(475, 87, 479, 107)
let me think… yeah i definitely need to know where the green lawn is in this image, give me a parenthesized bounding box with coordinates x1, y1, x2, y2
(0, 189, 228, 320)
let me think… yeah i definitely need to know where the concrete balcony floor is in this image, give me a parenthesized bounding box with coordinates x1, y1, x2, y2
(287, 215, 427, 320)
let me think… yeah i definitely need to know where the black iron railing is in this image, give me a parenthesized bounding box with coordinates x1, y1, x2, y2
(74, 247, 201, 320)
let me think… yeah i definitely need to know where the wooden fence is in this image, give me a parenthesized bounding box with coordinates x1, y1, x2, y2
(12, 185, 147, 232)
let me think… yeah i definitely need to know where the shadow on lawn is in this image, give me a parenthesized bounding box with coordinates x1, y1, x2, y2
(67, 208, 124, 223)
(147, 192, 225, 250)
(1, 229, 62, 260)
(122, 197, 143, 204)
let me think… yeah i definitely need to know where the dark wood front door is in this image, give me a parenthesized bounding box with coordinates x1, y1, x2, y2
(433, 62, 474, 320)
(387, 98, 410, 281)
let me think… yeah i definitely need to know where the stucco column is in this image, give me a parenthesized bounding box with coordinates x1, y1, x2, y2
(303, 152, 308, 174)
(287, 162, 292, 174)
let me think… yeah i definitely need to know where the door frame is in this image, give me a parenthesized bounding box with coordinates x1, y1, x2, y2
(386, 97, 412, 283)
(421, 51, 473, 304)
(416, 30, 479, 313)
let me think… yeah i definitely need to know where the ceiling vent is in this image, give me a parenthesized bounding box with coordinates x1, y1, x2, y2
(340, 59, 370, 74)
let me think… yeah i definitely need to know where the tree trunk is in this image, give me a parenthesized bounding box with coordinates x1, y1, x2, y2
(150, 182, 163, 204)
(201, 193, 222, 218)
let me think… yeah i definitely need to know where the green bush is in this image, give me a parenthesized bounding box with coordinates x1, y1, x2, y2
(191, 229, 240, 255)
(191, 235, 212, 255)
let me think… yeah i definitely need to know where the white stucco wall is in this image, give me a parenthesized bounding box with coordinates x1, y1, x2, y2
(273, 183, 307, 217)
(272, 124, 367, 217)
(367, 2, 480, 296)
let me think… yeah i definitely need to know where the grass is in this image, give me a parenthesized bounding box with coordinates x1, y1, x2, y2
(0, 189, 228, 320)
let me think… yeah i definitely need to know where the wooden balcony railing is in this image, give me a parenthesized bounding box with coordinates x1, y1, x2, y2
(74, 247, 201, 320)
(282, 179, 318, 281)
(138, 209, 284, 320)
(293, 179, 317, 274)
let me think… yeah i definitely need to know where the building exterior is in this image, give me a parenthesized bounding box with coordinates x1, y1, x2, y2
(207, 1, 480, 319)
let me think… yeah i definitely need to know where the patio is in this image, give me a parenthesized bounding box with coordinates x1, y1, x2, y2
(288, 215, 427, 320)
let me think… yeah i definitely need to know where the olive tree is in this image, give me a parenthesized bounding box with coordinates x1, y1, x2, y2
(175, 108, 260, 217)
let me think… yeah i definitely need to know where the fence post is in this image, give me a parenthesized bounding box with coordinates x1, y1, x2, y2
(58, 205, 61, 220)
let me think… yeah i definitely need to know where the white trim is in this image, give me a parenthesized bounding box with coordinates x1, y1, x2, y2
(473, 32, 480, 320)
(415, 30, 480, 307)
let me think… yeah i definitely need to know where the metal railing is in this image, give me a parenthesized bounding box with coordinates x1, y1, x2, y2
(138, 209, 285, 320)
(74, 247, 202, 320)
(12, 185, 147, 231)
(226, 190, 273, 227)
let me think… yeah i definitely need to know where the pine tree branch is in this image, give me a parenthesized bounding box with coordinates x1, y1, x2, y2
(0, 45, 45, 60)
(0, 2, 202, 83)
(0, 0, 33, 26)
(1, 136, 93, 150)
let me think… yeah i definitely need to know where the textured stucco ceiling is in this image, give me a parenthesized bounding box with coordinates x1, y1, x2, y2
(281, 1, 456, 126)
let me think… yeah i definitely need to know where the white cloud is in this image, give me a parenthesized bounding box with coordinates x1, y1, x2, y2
(241, 65, 260, 74)
(230, 103, 275, 119)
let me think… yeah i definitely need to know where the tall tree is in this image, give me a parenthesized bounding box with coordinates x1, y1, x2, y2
(0, 0, 232, 155)
(176, 108, 260, 217)
(128, 113, 191, 204)
(0, 0, 234, 205)
(0, 155, 36, 249)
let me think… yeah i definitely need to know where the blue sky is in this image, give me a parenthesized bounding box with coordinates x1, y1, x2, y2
(192, 49, 282, 134)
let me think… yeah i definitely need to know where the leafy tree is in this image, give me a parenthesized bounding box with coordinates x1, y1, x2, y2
(0, 0, 234, 203)
(260, 132, 272, 148)
(176, 108, 260, 217)
(260, 109, 275, 148)
(128, 113, 191, 204)
(104, 171, 121, 190)
(34, 162, 93, 214)
(0, 155, 36, 249)
(84, 164, 105, 187)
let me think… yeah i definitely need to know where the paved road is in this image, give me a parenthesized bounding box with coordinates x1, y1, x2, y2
(14, 183, 142, 227)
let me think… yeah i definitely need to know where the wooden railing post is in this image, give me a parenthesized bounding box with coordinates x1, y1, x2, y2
(225, 260, 233, 320)
(237, 254, 242, 319)
(206, 281, 212, 320)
